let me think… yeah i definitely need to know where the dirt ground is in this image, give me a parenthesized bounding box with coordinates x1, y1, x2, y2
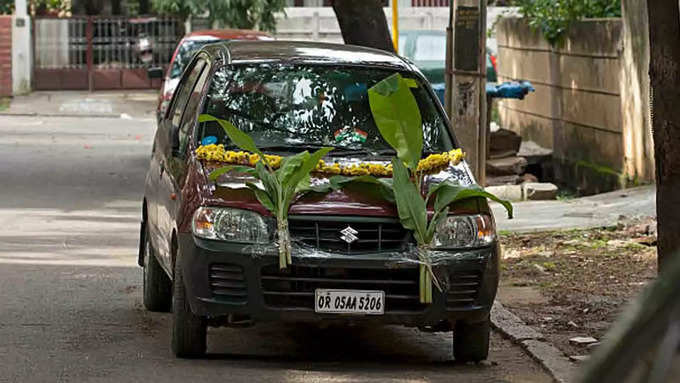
(497, 217, 658, 359)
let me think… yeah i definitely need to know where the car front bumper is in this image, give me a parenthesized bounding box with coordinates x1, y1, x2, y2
(178, 233, 499, 327)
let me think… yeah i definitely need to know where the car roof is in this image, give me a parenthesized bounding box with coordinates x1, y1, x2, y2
(202, 40, 411, 70)
(185, 29, 272, 41)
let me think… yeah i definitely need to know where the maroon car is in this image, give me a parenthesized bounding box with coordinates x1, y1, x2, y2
(147, 29, 272, 118)
(139, 41, 500, 361)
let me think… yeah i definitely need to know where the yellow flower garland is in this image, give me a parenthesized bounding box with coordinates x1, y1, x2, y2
(195, 144, 465, 177)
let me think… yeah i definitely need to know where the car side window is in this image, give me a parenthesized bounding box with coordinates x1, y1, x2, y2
(177, 64, 210, 155)
(169, 60, 206, 130)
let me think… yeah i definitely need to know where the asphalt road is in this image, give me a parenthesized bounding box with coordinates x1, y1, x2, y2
(0, 115, 552, 383)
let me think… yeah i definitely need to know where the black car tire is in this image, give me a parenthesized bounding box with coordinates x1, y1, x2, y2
(453, 317, 490, 362)
(142, 225, 172, 312)
(171, 256, 207, 358)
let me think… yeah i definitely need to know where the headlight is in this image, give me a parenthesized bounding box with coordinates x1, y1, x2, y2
(433, 214, 496, 248)
(192, 207, 272, 243)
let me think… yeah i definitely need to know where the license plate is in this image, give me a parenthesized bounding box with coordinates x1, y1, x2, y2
(314, 289, 385, 315)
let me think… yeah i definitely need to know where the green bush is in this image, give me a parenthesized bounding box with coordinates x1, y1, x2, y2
(151, 0, 286, 32)
(516, 0, 621, 44)
(0, 0, 13, 15)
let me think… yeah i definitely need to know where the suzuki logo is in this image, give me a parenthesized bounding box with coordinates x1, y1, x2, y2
(340, 226, 359, 244)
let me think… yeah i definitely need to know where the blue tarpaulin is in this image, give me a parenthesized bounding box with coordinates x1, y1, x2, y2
(485, 81, 535, 99)
(431, 81, 535, 105)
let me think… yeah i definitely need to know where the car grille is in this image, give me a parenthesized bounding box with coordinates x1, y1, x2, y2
(446, 271, 482, 308)
(288, 216, 411, 254)
(209, 263, 247, 304)
(260, 264, 425, 312)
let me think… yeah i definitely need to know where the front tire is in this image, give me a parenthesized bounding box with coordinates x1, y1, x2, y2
(453, 317, 490, 362)
(142, 225, 172, 312)
(171, 256, 207, 358)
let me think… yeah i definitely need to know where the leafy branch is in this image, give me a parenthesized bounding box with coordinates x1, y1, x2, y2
(151, 0, 286, 32)
(516, 0, 621, 44)
(198, 114, 332, 269)
(197, 73, 513, 304)
(361, 73, 512, 303)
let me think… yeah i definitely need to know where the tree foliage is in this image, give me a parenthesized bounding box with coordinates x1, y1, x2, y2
(516, 0, 621, 44)
(151, 0, 286, 32)
(34, 0, 71, 16)
(0, 0, 13, 14)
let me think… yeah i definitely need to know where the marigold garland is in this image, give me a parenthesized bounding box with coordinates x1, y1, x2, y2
(195, 144, 465, 177)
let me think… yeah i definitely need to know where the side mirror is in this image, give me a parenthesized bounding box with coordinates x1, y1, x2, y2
(147, 67, 164, 79)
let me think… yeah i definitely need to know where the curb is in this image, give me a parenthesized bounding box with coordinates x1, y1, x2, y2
(491, 301, 576, 383)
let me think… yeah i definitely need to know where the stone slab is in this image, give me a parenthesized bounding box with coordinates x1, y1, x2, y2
(569, 355, 590, 362)
(569, 336, 599, 346)
(486, 175, 521, 187)
(486, 184, 523, 202)
(490, 128, 522, 158)
(523, 182, 558, 200)
(487, 156, 528, 176)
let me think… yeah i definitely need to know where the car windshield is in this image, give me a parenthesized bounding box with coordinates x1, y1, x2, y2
(170, 39, 218, 78)
(199, 64, 454, 156)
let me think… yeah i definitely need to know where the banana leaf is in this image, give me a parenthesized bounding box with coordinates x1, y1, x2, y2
(368, 74, 423, 170)
(429, 180, 514, 219)
(200, 114, 334, 269)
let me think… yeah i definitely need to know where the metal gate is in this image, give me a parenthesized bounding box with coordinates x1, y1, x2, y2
(33, 16, 183, 90)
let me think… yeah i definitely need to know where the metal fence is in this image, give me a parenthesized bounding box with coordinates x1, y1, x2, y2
(34, 16, 183, 90)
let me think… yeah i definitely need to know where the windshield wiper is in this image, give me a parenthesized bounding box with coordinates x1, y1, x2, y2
(257, 143, 334, 152)
(257, 144, 397, 157)
(227, 143, 440, 159)
(326, 148, 396, 157)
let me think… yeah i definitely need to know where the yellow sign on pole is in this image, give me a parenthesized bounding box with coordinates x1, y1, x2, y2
(392, 0, 399, 53)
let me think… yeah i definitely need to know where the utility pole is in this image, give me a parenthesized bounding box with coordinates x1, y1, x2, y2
(391, 0, 399, 53)
(13, 0, 32, 94)
(445, 0, 487, 185)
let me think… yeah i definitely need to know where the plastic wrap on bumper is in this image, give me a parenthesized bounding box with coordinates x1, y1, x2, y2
(178, 233, 499, 326)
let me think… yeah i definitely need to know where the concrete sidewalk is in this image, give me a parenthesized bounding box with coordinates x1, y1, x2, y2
(2, 90, 158, 119)
(493, 185, 656, 233)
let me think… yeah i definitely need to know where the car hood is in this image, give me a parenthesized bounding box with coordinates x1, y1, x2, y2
(194, 158, 477, 218)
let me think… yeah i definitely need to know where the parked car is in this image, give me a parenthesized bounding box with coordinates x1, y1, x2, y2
(147, 29, 272, 118)
(398, 30, 498, 84)
(139, 41, 500, 360)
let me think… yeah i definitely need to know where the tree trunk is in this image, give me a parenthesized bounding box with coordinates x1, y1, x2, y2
(647, 0, 680, 271)
(332, 0, 395, 53)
